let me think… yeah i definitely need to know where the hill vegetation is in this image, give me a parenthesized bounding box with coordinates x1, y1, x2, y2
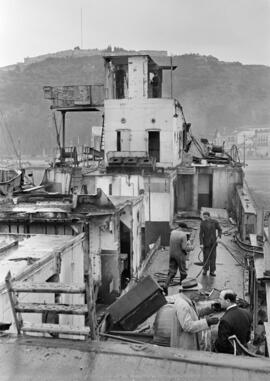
(0, 53, 269, 156)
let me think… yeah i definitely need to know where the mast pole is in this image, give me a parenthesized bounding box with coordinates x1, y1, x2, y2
(81, 8, 83, 49)
(170, 56, 173, 98)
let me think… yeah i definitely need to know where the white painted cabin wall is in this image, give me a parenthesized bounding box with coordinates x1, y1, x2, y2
(169, 177, 176, 224)
(212, 168, 242, 210)
(94, 174, 175, 223)
(104, 98, 182, 167)
(212, 170, 228, 209)
(94, 175, 143, 197)
(145, 192, 171, 221)
(59, 240, 85, 333)
(172, 115, 182, 166)
(46, 168, 71, 194)
(128, 56, 148, 99)
(90, 216, 120, 298)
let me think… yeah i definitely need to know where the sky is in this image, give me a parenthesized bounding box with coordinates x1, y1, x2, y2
(0, 0, 270, 67)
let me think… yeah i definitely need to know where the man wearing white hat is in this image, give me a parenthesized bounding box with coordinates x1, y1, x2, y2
(170, 278, 219, 350)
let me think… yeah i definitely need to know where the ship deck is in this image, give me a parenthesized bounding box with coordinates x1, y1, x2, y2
(0, 335, 269, 381)
(0, 215, 269, 379)
(146, 216, 249, 299)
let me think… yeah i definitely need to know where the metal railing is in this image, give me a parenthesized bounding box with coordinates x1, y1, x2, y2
(43, 85, 104, 109)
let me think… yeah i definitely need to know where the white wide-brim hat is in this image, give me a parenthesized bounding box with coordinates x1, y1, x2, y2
(179, 278, 202, 291)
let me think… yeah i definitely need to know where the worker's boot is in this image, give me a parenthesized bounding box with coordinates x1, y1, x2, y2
(163, 273, 174, 295)
(179, 273, 187, 285)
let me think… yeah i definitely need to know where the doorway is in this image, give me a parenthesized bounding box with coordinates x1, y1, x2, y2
(198, 174, 213, 209)
(120, 221, 131, 290)
(148, 131, 160, 162)
(116, 130, 131, 152)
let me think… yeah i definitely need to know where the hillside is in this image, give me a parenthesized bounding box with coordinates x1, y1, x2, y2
(0, 53, 269, 156)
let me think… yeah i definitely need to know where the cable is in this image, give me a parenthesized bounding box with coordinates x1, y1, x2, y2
(194, 240, 217, 278)
(155, 226, 249, 290)
(218, 241, 248, 269)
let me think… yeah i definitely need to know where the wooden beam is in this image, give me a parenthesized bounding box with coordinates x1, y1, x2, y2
(22, 322, 90, 336)
(85, 222, 97, 340)
(15, 302, 88, 315)
(11, 282, 86, 294)
(264, 322, 270, 357)
(5, 271, 22, 334)
(266, 282, 270, 323)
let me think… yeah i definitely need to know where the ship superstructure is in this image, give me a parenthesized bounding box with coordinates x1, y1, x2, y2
(0, 53, 269, 377)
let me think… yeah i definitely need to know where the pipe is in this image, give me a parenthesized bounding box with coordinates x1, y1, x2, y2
(99, 332, 147, 345)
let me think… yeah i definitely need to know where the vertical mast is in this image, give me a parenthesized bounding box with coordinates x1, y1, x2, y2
(170, 56, 173, 98)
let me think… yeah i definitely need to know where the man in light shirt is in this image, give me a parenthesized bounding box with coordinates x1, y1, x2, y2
(170, 278, 219, 350)
(163, 223, 193, 295)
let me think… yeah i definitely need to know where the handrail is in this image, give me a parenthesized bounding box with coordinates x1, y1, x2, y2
(228, 335, 260, 357)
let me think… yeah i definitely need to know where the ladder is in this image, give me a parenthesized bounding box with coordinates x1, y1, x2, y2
(5, 271, 97, 340)
(100, 113, 105, 153)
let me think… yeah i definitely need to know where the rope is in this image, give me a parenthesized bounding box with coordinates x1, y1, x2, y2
(218, 241, 248, 269)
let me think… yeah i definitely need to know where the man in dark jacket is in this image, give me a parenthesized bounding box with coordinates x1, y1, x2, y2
(199, 211, 222, 276)
(215, 289, 252, 354)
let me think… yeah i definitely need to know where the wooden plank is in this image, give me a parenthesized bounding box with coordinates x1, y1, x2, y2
(11, 282, 85, 294)
(5, 271, 22, 334)
(22, 322, 90, 336)
(85, 222, 97, 340)
(0, 239, 18, 253)
(266, 282, 270, 322)
(16, 302, 88, 315)
(264, 322, 270, 357)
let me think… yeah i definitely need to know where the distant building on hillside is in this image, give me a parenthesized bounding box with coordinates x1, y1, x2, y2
(214, 129, 255, 150)
(215, 126, 270, 158)
(22, 48, 168, 66)
(254, 128, 270, 157)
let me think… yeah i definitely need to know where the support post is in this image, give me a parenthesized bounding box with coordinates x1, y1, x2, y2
(84, 222, 97, 340)
(5, 271, 22, 334)
(170, 56, 173, 99)
(61, 111, 66, 162)
(264, 216, 270, 321)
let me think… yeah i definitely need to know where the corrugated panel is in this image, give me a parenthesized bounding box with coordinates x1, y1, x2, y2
(177, 166, 196, 175)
